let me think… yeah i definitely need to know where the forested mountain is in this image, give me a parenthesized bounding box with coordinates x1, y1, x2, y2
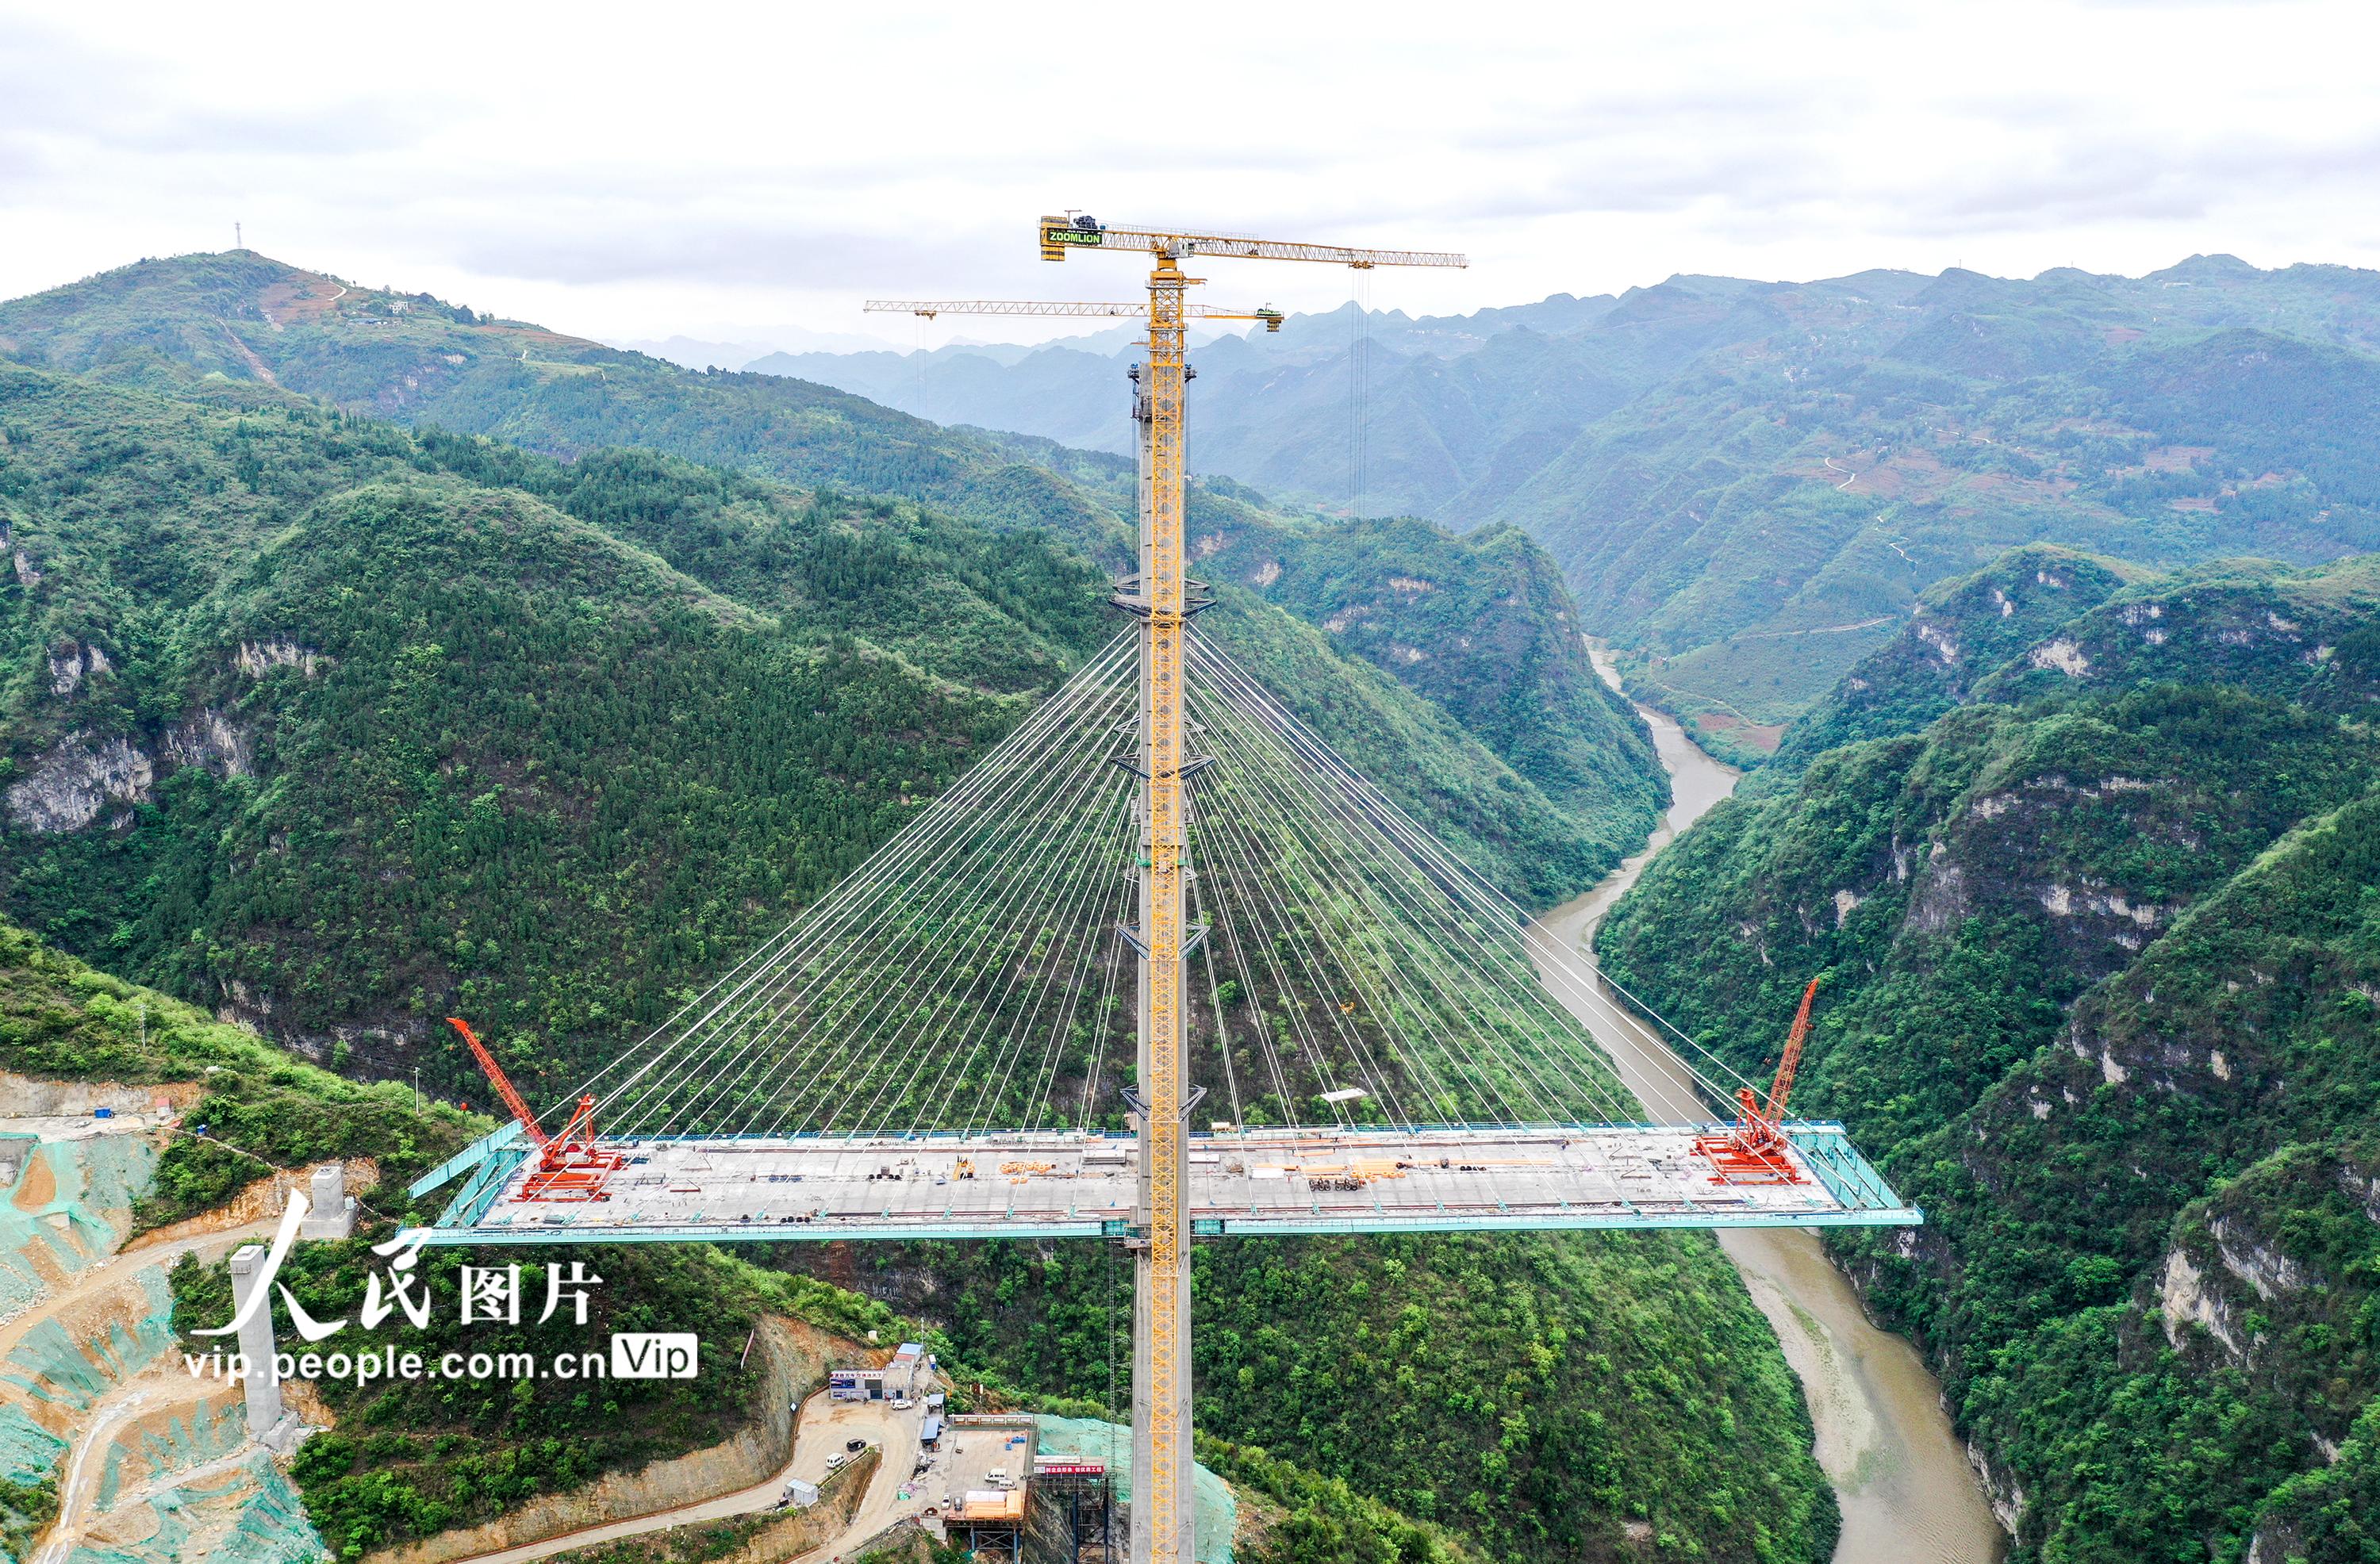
(0, 361, 1637, 1102)
(1598, 545, 2380, 1561)
(767, 259, 2380, 746)
(0, 918, 1479, 1564)
(0, 265, 1837, 1563)
(0, 251, 1662, 868)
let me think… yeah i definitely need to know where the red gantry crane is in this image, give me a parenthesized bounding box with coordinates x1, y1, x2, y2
(447, 1017, 624, 1201)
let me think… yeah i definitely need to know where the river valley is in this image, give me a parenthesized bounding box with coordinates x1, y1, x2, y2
(1545, 650, 2008, 1564)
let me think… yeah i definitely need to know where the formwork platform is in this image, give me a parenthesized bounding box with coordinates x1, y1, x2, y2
(403, 1122, 1919, 1247)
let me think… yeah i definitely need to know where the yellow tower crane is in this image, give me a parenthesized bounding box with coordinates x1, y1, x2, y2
(874, 217, 1464, 1564)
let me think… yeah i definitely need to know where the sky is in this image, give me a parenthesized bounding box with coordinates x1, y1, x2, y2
(5, 0, 2379, 353)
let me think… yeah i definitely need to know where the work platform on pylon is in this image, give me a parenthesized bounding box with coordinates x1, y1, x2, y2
(405, 1121, 1917, 1245)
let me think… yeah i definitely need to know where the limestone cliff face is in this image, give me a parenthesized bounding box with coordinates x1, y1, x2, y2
(6, 710, 255, 835)
(6, 732, 154, 833)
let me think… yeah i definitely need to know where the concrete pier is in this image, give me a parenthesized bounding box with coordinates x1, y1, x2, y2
(227, 1244, 282, 1440)
(301, 1163, 355, 1240)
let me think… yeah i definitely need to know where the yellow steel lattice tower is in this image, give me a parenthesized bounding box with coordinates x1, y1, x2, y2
(1038, 213, 1465, 1564)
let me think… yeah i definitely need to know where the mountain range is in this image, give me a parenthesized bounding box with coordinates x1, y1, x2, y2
(0, 249, 1836, 1564)
(762, 258, 2380, 751)
(1600, 542, 2380, 1561)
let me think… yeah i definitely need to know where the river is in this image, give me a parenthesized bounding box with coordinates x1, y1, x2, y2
(1535, 649, 2006, 1564)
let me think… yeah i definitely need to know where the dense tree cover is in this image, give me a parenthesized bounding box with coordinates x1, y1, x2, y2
(781, 1230, 1838, 1564)
(0, 270, 1825, 1560)
(1599, 546, 2380, 1562)
(0, 917, 476, 1225)
(0, 250, 1668, 876)
(0, 915, 1478, 1564)
(0, 365, 1614, 1100)
(1766, 543, 2148, 774)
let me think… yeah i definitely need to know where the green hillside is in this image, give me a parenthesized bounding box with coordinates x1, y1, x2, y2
(1598, 545, 2380, 1561)
(0, 251, 1664, 880)
(777, 1222, 1837, 1564)
(1490, 263, 2380, 735)
(0, 362, 1627, 1099)
(0, 918, 1475, 1564)
(762, 259, 2380, 744)
(0, 271, 1841, 1562)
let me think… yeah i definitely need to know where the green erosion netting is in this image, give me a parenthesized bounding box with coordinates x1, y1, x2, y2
(1034, 1414, 1234, 1564)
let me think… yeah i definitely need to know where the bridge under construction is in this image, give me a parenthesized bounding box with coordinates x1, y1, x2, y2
(405, 216, 1917, 1564)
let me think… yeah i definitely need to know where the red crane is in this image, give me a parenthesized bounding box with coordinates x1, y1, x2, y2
(1695, 976, 1821, 1183)
(447, 1017, 623, 1201)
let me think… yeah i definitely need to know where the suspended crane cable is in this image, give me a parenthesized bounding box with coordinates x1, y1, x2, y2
(1192, 670, 1642, 1125)
(1020, 809, 1142, 1133)
(582, 636, 1134, 1129)
(831, 677, 1139, 1137)
(1182, 767, 1379, 1130)
(1197, 643, 1726, 1124)
(969, 797, 1138, 1133)
(1182, 784, 1302, 1133)
(993, 790, 1141, 1132)
(777, 671, 1138, 1139)
(1184, 867, 1248, 1133)
(791, 664, 1141, 1138)
(704, 638, 1142, 1119)
(605, 659, 1129, 1138)
(1059, 793, 1141, 1134)
(930, 763, 1141, 1139)
(1189, 684, 1586, 1128)
(1193, 630, 1745, 1097)
(1187, 707, 1519, 1126)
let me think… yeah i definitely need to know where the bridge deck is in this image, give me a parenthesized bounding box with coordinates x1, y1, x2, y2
(403, 1122, 1918, 1245)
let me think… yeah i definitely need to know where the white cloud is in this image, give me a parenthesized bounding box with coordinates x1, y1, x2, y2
(2, 0, 2377, 347)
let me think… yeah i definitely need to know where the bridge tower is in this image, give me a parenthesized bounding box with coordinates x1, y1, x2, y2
(1038, 217, 1466, 1564)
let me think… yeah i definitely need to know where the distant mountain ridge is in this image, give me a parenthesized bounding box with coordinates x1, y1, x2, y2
(762, 258, 2380, 742)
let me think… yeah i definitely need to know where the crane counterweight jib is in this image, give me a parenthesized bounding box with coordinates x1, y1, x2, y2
(865, 299, 1281, 328)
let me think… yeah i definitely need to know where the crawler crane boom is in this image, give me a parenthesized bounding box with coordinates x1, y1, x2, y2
(447, 1017, 623, 1202)
(1695, 976, 1823, 1181)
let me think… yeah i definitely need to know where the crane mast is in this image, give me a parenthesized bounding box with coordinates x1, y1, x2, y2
(881, 220, 1465, 1564)
(1050, 214, 1460, 1564)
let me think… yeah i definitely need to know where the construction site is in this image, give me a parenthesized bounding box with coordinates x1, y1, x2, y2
(393, 217, 1920, 1564)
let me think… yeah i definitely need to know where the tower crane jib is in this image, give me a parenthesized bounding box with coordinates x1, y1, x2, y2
(982, 214, 1462, 1564)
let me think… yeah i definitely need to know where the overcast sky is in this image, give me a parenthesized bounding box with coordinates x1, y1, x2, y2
(6, 0, 2378, 351)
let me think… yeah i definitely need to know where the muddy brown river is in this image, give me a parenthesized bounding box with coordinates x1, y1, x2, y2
(1537, 650, 2007, 1563)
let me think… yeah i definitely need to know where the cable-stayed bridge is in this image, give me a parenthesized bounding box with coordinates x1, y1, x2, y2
(403, 217, 1916, 1564)
(405, 628, 1913, 1247)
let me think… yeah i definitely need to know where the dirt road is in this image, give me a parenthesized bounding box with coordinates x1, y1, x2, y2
(454, 1391, 930, 1564)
